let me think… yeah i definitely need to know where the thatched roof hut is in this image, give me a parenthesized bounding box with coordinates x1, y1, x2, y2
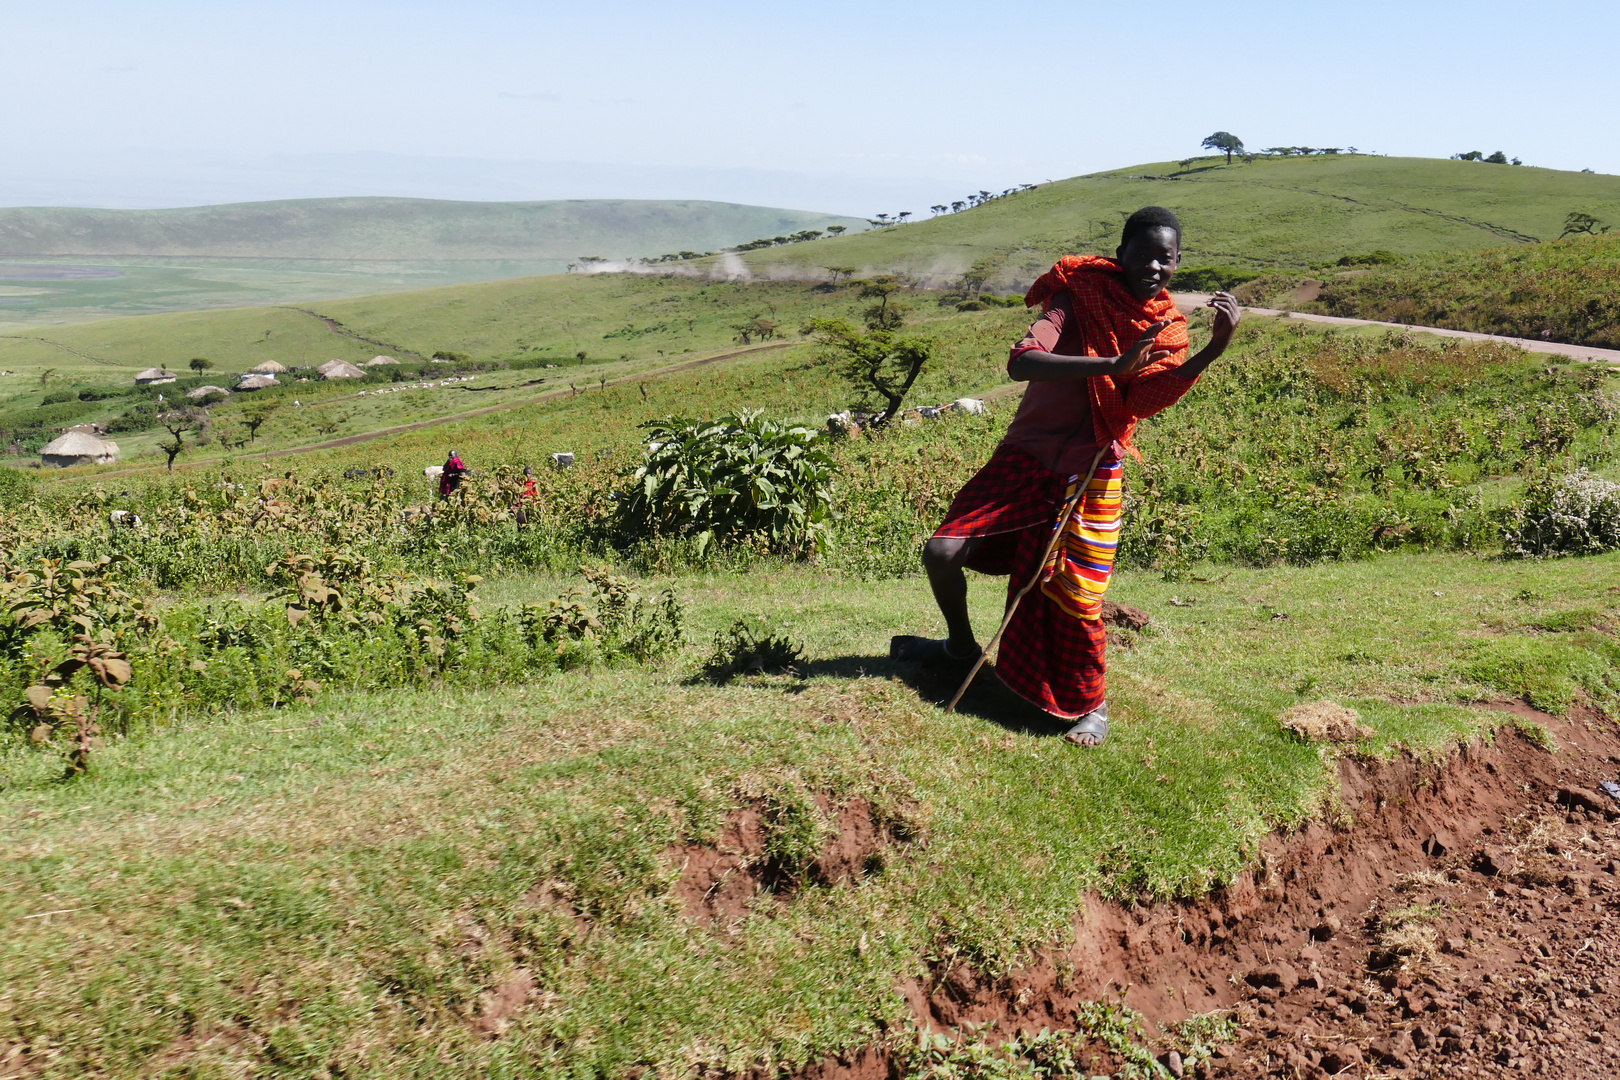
(249, 360, 288, 374)
(317, 359, 366, 380)
(236, 374, 278, 391)
(40, 431, 119, 468)
(365, 355, 399, 366)
(185, 384, 231, 401)
(134, 367, 176, 386)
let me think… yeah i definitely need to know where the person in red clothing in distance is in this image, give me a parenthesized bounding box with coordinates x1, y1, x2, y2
(513, 464, 538, 526)
(892, 207, 1242, 747)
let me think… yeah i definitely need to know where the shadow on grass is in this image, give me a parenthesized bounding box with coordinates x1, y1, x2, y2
(800, 653, 1071, 737)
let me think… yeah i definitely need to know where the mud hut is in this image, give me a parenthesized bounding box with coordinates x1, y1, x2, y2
(39, 430, 119, 468)
(134, 367, 176, 386)
(249, 360, 288, 374)
(365, 355, 399, 366)
(185, 384, 231, 401)
(316, 359, 366, 380)
(236, 374, 278, 391)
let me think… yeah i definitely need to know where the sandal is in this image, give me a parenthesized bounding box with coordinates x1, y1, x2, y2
(1063, 704, 1109, 747)
(890, 635, 981, 666)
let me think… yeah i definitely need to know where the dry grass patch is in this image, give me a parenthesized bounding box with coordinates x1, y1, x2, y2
(1278, 701, 1373, 744)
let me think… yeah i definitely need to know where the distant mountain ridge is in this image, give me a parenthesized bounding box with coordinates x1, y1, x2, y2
(0, 197, 867, 262)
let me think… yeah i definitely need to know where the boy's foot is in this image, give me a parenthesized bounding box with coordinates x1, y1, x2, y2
(1063, 703, 1108, 747)
(890, 636, 981, 666)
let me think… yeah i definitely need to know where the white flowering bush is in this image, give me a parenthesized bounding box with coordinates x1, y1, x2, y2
(1501, 469, 1620, 558)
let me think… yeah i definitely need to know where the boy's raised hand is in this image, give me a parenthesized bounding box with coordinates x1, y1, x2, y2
(1206, 291, 1242, 343)
(1115, 319, 1174, 377)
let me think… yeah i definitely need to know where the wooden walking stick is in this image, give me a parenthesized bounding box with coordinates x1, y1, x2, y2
(944, 445, 1109, 714)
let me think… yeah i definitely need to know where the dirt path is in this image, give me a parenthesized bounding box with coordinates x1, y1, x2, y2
(1171, 293, 1620, 364)
(282, 306, 425, 363)
(85, 341, 795, 480)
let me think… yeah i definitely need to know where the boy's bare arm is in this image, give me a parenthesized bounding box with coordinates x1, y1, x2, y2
(1008, 320, 1175, 382)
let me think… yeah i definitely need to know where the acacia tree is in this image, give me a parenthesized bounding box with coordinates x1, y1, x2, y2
(157, 407, 207, 471)
(808, 318, 934, 428)
(1202, 131, 1244, 164)
(854, 276, 906, 330)
(1560, 211, 1611, 238)
(242, 403, 277, 443)
(188, 357, 213, 374)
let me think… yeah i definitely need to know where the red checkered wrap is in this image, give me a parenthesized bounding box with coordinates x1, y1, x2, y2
(1023, 255, 1191, 458)
(932, 443, 1114, 719)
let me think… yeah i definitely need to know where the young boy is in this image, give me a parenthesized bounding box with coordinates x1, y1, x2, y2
(893, 206, 1241, 747)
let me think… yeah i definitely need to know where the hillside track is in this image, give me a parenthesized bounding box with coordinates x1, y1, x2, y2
(282, 306, 424, 362)
(1170, 294, 1620, 364)
(85, 341, 795, 479)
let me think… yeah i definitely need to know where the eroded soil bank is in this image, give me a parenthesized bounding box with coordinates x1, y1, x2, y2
(797, 702, 1620, 1079)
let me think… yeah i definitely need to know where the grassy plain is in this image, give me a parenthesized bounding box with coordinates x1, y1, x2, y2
(0, 197, 866, 326)
(2, 553, 1615, 1076)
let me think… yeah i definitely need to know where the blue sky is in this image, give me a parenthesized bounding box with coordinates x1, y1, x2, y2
(6, 0, 1618, 212)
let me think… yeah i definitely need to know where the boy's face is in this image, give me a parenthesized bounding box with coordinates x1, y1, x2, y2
(1116, 227, 1180, 300)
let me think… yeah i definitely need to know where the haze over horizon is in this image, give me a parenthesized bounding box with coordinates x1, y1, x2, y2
(9, 0, 1619, 216)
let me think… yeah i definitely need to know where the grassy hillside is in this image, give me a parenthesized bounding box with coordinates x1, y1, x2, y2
(732, 155, 1620, 289)
(1283, 231, 1620, 349)
(0, 198, 865, 261)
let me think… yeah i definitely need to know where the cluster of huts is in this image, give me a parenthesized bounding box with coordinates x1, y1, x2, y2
(37, 356, 402, 468)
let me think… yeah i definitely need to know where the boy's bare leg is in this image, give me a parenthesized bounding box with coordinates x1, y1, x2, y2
(916, 536, 981, 657)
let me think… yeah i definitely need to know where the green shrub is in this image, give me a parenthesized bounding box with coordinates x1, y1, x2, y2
(702, 620, 804, 682)
(615, 411, 835, 557)
(1502, 470, 1620, 558)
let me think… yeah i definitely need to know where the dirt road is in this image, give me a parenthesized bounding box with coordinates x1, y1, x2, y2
(1171, 293, 1620, 364)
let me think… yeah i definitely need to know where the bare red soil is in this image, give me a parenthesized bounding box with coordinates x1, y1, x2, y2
(783, 701, 1620, 1079)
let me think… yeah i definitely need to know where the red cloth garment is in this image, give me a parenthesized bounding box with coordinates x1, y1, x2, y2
(931, 443, 1116, 718)
(926, 255, 1204, 719)
(439, 455, 466, 498)
(1020, 255, 1194, 459)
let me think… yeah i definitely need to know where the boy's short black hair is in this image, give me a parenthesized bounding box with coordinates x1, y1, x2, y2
(1120, 206, 1182, 248)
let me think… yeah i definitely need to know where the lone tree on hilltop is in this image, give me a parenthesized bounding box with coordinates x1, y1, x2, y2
(1202, 131, 1244, 164)
(188, 357, 213, 373)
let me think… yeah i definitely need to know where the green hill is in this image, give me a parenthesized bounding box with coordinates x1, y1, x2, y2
(732, 154, 1620, 290)
(0, 197, 866, 262)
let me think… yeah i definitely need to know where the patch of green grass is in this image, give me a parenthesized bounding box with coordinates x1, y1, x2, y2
(1460, 632, 1620, 713)
(1529, 605, 1609, 632)
(3, 551, 1617, 1075)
